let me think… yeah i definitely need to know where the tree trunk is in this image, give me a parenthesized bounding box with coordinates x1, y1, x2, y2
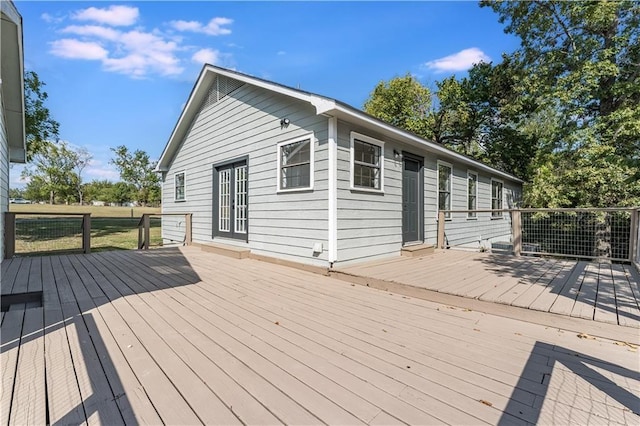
(593, 212, 612, 261)
(49, 190, 54, 205)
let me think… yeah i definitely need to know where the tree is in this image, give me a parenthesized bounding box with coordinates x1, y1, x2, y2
(22, 141, 79, 204)
(72, 147, 92, 205)
(9, 188, 25, 199)
(363, 74, 433, 139)
(24, 71, 60, 161)
(482, 0, 640, 207)
(110, 146, 160, 206)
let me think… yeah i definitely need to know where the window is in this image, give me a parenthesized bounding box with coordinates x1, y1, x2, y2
(467, 171, 478, 218)
(174, 172, 185, 201)
(277, 135, 314, 191)
(350, 132, 384, 191)
(438, 162, 452, 218)
(491, 179, 503, 218)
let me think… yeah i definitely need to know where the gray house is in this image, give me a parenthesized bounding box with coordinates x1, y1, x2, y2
(157, 65, 522, 267)
(1, 0, 26, 262)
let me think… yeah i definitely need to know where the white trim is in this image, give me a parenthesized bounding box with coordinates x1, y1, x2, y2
(467, 170, 478, 219)
(491, 178, 504, 218)
(174, 170, 186, 202)
(350, 131, 385, 193)
(276, 133, 315, 193)
(328, 117, 338, 264)
(437, 160, 453, 218)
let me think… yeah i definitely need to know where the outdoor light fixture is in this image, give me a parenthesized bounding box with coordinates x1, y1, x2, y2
(280, 118, 290, 127)
(393, 149, 401, 159)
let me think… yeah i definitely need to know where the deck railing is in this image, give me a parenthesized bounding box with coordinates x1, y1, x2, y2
(4, 212, 91, 258)
(437, 207, 640, 263)
(138, 213, 192, 250)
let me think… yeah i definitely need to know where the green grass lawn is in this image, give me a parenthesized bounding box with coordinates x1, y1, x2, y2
(9, 204, 165, 256)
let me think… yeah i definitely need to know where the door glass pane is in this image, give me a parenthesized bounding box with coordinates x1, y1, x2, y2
(234, 165, 247, 234)
(219, 169, 230, 232)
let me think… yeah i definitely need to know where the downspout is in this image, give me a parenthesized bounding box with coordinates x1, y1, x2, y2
(328, 116, 338, 266)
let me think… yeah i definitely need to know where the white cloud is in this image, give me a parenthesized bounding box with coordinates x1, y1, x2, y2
(425, 48, 490, 73)
(62, 25, 120, 41)
(50, 39, 109, 60)
(170, 17, 232, 36)
(277, 51, 286, 56)
(85, 162, 120, 181)
(52, 27, 184, 77)
(192, 48, 220, 64)
(72, 5, 139, 26)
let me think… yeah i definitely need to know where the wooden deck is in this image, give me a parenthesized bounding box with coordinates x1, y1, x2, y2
(1, 247, 639, 425)
(337, 250, 640, 328)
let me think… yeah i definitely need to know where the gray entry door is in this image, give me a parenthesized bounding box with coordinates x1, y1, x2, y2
(402, 154, 423, 244)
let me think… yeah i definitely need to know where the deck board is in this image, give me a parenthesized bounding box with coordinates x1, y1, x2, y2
(1, 248, 639, 425)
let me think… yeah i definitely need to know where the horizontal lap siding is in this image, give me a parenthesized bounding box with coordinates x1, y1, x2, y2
(336, 121, 403, 264)
(162, 82, 329, 266)
(334, 117, 523, 263)
(435, 163, 517, 248)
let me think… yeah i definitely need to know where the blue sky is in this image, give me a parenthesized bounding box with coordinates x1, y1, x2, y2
(12, 1, 520, 188)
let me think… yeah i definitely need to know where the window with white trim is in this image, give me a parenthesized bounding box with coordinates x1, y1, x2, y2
(277, 135, 314, 191)
(438, 162, 452, 218)
(350, 132, 384, 191)
(491, 179, 503, 218)
(174, 172, 185, 201)
(467, 171, 478, 218)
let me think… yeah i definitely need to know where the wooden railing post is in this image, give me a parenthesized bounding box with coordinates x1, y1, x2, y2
(82, 214, 91, 254)
(184, 213, 192, 246)
(4, 212, 15, 259)
(512, 209, 521, 256)
(143, 214, 150, 250)
(437, 211, 446, 249)
(630, 209, 639, 263)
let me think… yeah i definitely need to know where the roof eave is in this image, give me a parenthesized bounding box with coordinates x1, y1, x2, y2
(1, 0, 26, 164)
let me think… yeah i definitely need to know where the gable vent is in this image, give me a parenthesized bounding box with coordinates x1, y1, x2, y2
(202, 75, 245, 109)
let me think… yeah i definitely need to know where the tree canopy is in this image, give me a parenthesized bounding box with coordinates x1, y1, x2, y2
(110, 146, 161, 206)
(24, 71, 60, 161)
(364, 0, 640, 207)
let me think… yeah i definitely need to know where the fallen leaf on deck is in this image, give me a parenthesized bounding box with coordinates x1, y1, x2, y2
(479, 400, 493, 407)
(614, 341, 638, 350)
(382, 329, 387, 333)
(274, 321, 280, 325)
(577, 332, 595, 340)
(463, 308, 472, 312)
(447, 306, 456, 310)
(473, 328, 481, 332)
(515, 333, 522, 336)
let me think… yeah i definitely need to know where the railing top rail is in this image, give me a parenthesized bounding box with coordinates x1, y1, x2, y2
(8, 212, 90, 216)
(440, 207, 639, 214)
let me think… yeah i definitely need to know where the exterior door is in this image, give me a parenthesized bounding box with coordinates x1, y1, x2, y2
(213, 158, 248, 241)
(402, 153, 424, 244)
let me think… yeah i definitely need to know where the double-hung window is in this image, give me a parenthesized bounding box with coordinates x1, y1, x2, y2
(277, 134, 314, 191)
(491, 179, 503, 218)
(467, 171, 478, 218)
(174, 171, 185, 202)
(438, 161, 452, 218)
(350, 132, 384, 191)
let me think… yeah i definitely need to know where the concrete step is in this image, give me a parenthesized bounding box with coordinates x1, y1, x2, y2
(401, 244, 435, 258)
(195, 242, 251, 259)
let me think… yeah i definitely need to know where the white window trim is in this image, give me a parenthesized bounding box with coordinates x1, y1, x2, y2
(467, 170, 478, 220)
(491, 178, 504, 219)
(350, 131, 385, 193)
(174, 170, 186, 202)
(437, 160, 453, 219)
(276, 133, 315, 193)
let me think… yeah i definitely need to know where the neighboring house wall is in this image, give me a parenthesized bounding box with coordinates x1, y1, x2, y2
(162, 80, 330, 266)
(1, 88, 7, 261)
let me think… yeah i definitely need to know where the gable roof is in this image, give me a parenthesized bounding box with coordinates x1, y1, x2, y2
(156, 65, 522, 183)
(1, 0, 26, 163)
